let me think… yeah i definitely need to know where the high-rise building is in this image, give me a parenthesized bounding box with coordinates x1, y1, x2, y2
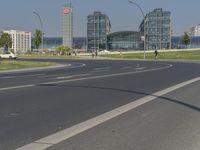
(62, 4, 73, 49)
(3, 30, 31, 52)
(87, 11, 111, 52)
(190, 25, 200, 36)
(140, 8, 171, 50)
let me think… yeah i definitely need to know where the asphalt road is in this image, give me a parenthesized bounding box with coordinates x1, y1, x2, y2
(0, 59, 200, 150)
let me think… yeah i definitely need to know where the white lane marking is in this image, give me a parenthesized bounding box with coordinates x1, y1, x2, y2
(0, 64, 172, 92)
(68, 63, 86, 69)
(41, 74, 70, 78)
(90, 70, 109, 73)
(56, 74, 91, 79)
(136, 64, 140, 67)
(94, 67, 111, 70)
(42, 64, 172, 85)
(0, 84, 34, 91)
(0, 74, 45, 79)
(0, 76, 19, 79)
(16, 76, 200, 150)
(121, 66, 131, 69)
(136, 67, 146, 70)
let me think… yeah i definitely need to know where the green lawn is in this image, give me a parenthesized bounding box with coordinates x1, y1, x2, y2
(0, 60, 56, 71)
(19, 54, 78, 59)
(101, 50, 200, 60)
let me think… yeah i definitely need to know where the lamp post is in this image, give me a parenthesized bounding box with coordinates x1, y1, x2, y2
(33, 10, 43, 50)
(128, 0, 146, 59)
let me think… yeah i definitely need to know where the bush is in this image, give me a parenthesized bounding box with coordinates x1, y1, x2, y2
(56, 45, 71, 55)
(25, 50, 33, 55)
(42, 49, 50, 54)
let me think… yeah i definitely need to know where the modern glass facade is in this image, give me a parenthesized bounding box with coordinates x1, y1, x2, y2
(107, 31, 143, 50)
(62, 4, 73, 49)
(40, 36, 200, 50)
(140, 8, 171, 50)
(42, 37, 86, 50)
(87, 12, 111, 52)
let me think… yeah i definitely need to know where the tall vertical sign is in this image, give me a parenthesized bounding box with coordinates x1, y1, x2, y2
(62, 4, 73, 49)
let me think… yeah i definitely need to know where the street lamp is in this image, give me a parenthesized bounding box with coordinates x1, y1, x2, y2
(33, 10, 43, 50)
(128, 0, 146, 59)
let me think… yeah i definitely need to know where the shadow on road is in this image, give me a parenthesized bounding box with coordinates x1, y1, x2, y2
(37, 83, 200, 112)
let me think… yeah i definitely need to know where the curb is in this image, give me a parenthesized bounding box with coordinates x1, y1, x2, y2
(76, 56, 200, 63)
(0, 64, 70, 74)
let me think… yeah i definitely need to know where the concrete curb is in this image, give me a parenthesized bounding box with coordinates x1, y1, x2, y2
(0, 64, 70, 74)
(76, 56, 200, 63)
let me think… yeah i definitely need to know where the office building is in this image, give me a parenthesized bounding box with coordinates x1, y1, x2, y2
(140, 8, 171, 50)
(190, 24, 200, 36)
(87, 11, 111, 52)
(62, 4, 73, 49)
(3, 30, 31, 52)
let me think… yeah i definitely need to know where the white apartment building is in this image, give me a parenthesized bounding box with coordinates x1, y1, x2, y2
(190, 25, 200, 36)
(3, 30, 31, 52)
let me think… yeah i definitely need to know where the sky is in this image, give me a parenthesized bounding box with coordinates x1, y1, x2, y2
(0, 0, 200, 37)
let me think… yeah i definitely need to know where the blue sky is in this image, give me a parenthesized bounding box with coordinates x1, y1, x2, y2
(0, 0, 199, 37)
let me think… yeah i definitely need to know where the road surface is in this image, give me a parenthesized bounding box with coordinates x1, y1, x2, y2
(0, 59, 200, 150)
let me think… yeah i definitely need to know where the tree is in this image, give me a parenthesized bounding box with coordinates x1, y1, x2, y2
(181, 32, 191, 47)
(0, 33, 12, 51)
(56, 45, 71, 55)
(33, 29, 42, 49)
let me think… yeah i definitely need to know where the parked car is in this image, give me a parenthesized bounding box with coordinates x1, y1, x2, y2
(0, 51, 17, 59)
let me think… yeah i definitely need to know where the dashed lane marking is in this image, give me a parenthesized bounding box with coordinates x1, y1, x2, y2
(0, 64, 173, 92)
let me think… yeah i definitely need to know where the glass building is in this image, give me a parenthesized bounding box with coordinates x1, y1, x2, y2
(172, 36, 200, 49)
(87, 12, 111, 52)
(42, 37, 86, 50)
(107, 31, 143, 50)
(39, 36, 200, 50)
(62, 4, 73, 49)
(140, 8, 171, 50)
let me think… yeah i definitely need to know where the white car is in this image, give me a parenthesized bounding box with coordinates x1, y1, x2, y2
(99, 50, 110, 53)
(0, 51, 17, 59)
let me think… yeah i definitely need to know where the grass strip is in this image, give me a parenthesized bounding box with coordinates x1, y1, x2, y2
(0, 60, 56, 71)
(19, 54, 78, 59)
(101, 50, 200, 60)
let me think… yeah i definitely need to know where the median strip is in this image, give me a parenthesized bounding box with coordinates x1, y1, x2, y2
(0, 60, 56, 71)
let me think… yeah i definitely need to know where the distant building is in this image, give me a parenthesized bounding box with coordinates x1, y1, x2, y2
(140, 8, 171, 50)
(107, 31, 143, 50)
(87, 11, 111, 52)
(3, 30, 31, 52)
(172, 36, 200, 49)
(62, 4, 73, 49)
(42, 37, 86, 50)
(190, 25, 200, 36)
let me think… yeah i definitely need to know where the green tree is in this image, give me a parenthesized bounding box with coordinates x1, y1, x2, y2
(0, 33, 12, 50)
(56, 45, 71, 55)
(33, 29, 42, 49)
(181, 32, 191, 47)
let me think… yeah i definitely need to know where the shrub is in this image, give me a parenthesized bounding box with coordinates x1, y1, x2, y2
(56, 45, 71, 55)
